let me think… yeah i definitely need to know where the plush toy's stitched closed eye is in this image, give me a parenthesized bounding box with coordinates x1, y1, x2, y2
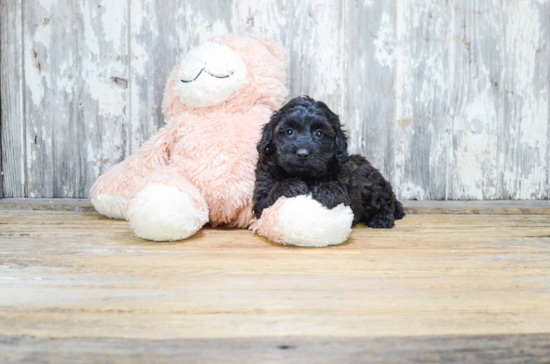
(181, 68, 235, 83)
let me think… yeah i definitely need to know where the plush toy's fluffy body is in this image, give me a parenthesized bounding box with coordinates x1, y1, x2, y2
(90, 35, 288, 241)
(251, 97, 404, 247)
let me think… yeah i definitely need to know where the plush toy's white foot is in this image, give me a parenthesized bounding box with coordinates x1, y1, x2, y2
(91, 194, 128, 219)
(252, 195, 354, 247)
(127, 184, 209, 241)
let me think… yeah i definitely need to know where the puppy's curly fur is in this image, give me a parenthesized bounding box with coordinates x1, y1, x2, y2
(253, 96, 404, 228)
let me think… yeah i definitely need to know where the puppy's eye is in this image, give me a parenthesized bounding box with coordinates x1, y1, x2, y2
(315, 130, 324, 139)
(286, 129, 294, 136)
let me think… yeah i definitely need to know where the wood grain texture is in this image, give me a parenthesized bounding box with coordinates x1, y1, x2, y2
(0, 198, 96, 211)
(23, 0, 75, 198)
(448, 0, 502, 200)
(0, 210, 549, 361)
(346, 0, 395, 178)
(76, 0, 129, 197)
(22, 0, 128, 198)
(1, 0, 550, 199)
(232, 0, 348, 121)
(403, 199, 550, 215)
(392, 0, 450, 200)
(128, 0, 178, 157)
(1, 0, 25, 198)
(500, 0, 550, 200)
(2, 334, 550, 363)
(2, 198, 549, 215)
(285, 0, 348, 122)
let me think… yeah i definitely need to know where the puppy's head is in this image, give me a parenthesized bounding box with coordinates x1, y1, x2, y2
(258, 96, 348, 178)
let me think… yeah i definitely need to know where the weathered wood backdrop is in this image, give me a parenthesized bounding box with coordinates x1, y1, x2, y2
(1, 0, 549, 200)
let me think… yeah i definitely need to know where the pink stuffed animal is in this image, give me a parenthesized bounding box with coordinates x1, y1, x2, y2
(90, 34, 288, 241)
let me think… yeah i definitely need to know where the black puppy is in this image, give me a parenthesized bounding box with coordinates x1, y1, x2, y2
(253, 96, 404, 228)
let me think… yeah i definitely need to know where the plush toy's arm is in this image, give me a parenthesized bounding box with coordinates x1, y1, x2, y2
(250, 192, 354, 247)
(253, 162, 309, 218)
(90, 122, 175, 219)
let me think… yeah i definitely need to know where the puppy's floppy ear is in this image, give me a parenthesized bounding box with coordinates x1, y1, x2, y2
(335, 128, 349, 164)
(258, 110, 280, 160)
(326, 109, 349, 164)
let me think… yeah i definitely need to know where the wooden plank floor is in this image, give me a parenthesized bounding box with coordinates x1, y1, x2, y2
(1, 203, 550, 363)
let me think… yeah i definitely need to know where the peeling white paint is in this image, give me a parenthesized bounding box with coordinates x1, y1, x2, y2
(88, 80, 124, 116)
(34, 22, 51, 49)
(80, 1, 100, 55)
(4, 0, 550, 199)
(231, 0, 287, 41)
(38, 0, 55, 11)
(181, 5, 229, 47)
(453, 86, 500, 200)
(24, 39, 44, 106)
(400, 181, 427, 200)
(501, 0, 549, 199)
(101, 1, 126, 51)
(130, 40, 149, 76)
(56, 61, 74, 93)
(374, 13, 395, 67)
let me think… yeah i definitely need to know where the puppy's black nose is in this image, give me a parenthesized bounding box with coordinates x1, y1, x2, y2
(296, 149, 310, 159)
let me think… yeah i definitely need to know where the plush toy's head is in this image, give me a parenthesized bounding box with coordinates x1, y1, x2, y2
(163, 34, 288, 117)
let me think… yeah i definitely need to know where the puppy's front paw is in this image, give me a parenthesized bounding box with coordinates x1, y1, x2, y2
(367, 213, 395, 229)
(312, 183, 350, 209)
(279, 178, 309, 198)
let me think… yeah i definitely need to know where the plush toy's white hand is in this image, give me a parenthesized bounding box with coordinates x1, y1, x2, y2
(126, 173, 209, 242)
(251, 195, 354, 247)
(91, 194, 128, 220)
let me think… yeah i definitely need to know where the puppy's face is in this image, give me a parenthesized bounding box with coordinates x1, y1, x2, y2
(259, 97, 349, 179)
(274, 106, 336, 178)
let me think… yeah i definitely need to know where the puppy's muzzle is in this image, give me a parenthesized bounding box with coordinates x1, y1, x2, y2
(296, 149, 310, 160)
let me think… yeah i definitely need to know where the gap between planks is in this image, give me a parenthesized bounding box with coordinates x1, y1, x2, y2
(0, 198, 549, 214)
